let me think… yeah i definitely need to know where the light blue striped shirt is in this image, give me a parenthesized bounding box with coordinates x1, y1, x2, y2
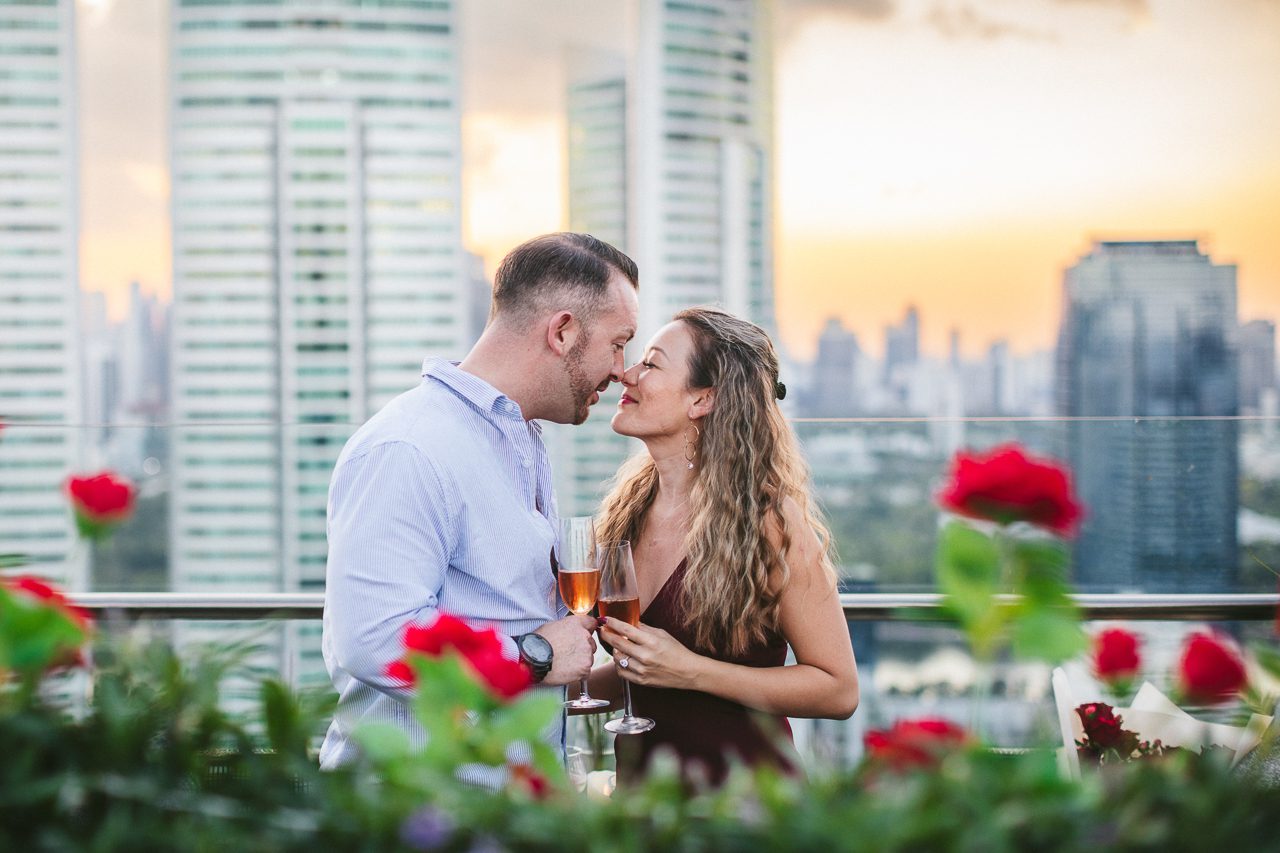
(320, 358, 564, 770)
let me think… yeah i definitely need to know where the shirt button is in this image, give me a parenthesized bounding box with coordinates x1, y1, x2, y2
(520, 458, 532, 468)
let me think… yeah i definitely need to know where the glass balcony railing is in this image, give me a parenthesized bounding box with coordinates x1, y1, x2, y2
(2, 414, 1277, 596)
(4, 415, 1279, 764)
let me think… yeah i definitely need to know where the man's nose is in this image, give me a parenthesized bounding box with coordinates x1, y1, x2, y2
(610, 352, 628, 382)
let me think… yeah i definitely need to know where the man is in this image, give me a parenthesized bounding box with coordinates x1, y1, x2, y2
(320, 233, 639, 769)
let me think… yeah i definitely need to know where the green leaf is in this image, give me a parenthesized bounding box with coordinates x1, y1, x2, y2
(487, 694, 562, 746)
(1012, 540, 1071, 596)
(260, 679, 307, 759)
(937, 522, 1001, 619)
(1008, 537, 1083, 663)
(1012, 607, 1086, 664)
(1252, 643, 1280, 682)
(936, 521, 1006, 658)
(353, 722, 413, 764)
(526, 740, 569, 784)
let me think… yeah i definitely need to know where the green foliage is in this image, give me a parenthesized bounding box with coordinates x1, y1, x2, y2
(936, 521, 1085, 665)
(0, 584, 87, 691)
(357, 647, 566, 793)
(937, 521, 1005, 658)
(2, 631, 1279, 851)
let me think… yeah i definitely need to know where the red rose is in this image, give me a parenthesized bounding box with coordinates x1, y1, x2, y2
(1092, 628, 1141, 691)
(391, 613, 530, 701)
(65, 471, 136, 539)
(1177, 631, 1247, 705)
(937, 444, 1083, 537)
(385, 659, 416, 685)
(863, 717, 969, 770)
(509, 763, 552, 799)
(5, 574, 92, 631)
(403, 614, 500, 657)
(461, 645, 531, 700)
(1075, 702, 1137, 752)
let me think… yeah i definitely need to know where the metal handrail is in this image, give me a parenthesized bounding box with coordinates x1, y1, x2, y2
(69, 592, 1280, 622)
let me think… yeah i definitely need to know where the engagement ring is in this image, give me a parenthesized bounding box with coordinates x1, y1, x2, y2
(618, 657, 630, 669)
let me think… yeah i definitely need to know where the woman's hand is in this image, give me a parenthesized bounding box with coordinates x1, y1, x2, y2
(599, 617, 701, 690)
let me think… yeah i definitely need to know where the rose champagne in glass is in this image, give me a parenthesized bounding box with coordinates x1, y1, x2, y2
(597, 540, 655, 734)
(557, 516, 609, 710)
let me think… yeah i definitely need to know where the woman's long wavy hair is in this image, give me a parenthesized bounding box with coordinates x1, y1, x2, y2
(596, 307, 836, 656)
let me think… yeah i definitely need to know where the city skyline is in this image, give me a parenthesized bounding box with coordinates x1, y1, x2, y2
(75, 0, 1280, 360)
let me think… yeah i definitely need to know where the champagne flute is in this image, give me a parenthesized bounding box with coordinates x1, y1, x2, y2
(557, 516, 609, 710)
(597, 540, 655, 734)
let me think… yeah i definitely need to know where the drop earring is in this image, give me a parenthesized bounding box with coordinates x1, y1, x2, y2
(683, 421, 700, 470)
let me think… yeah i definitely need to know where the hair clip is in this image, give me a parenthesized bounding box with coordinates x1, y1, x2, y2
(775, 381, 787, 400)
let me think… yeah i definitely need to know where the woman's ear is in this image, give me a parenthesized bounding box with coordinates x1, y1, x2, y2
(688, 387, 715, 421)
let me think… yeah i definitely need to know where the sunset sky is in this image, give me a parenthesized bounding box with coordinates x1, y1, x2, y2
(77, 0, 1280, 359)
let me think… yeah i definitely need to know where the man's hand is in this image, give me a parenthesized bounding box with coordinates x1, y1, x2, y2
(533, 614, 597, 686)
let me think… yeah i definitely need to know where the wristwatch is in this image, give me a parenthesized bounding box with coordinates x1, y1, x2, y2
(512, 632, 553, 683)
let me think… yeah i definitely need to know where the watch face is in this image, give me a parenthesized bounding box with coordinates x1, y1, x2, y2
(521, 632, 553, 664)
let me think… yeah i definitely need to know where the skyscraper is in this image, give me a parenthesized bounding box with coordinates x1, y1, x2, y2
(811, 317, 860, 418)
(883, 305, 919, 409)
(549, 0, 777, 515)
(548, 48, 633, 517)
(630, 0, 776, 341)
(169, 0, 466, 688)
(1057, 240, 1238, 592)
(1239, 319, 1276, 416)
(0, 0, 84, 587)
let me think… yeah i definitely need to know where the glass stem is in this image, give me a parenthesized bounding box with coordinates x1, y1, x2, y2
(622, 680, 636, 719)
(578, 677, 590, 700)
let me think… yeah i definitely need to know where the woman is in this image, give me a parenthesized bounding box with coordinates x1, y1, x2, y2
(591, 306, 859, 786)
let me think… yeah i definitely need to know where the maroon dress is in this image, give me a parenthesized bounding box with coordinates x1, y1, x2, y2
(615, 558, 797, 787)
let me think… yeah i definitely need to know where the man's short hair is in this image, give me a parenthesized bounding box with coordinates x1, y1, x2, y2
(490, 233, 638, 328)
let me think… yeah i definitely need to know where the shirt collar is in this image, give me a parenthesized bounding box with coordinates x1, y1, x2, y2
(422, 357, 526, 421)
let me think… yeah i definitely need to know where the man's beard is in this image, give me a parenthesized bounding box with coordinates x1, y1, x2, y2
(565, 332, 597, 426)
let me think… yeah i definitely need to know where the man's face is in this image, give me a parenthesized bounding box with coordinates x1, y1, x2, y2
(562, 271, 638, 425)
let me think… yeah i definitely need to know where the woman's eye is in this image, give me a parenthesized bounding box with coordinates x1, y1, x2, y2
(641, 361, 655, 369)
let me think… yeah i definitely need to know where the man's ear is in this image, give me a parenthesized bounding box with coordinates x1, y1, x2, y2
(688, 387, 715, 421)
(546, 311, 577, 357)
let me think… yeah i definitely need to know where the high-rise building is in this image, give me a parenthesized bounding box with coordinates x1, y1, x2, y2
(811, 317, 860, 418)
(883, 305, 919, 408)
(545, 49, 634, 518)
(1239, 319, 1276, 416)
(630, 0, 776, 341)
(0, 0, 85, 587)
(169, 0, 465, 691)
(986, 339, 1013, 416)
(548, 1, 777, 516)
(118, 282, 165, 420)
(1057, 240, 1238, 592)
(566, 49, 627, 252)
(81, 292, 117, 451)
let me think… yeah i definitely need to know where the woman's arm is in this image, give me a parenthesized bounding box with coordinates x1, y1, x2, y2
(599, 498, 859, 719)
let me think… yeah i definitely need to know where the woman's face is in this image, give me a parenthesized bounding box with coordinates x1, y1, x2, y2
(611, 321, 704, 441)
